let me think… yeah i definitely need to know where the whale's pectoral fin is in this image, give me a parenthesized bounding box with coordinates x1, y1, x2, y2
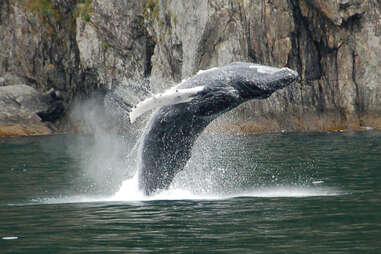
(129, 86, 205, 123)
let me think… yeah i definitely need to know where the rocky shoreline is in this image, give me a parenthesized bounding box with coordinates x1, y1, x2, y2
(1, 0, 381, 137)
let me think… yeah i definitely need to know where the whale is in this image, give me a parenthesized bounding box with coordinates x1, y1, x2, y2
(130, 62, 299, 195)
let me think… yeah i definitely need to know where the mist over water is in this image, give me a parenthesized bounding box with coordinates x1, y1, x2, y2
(67, 80, 151, 196)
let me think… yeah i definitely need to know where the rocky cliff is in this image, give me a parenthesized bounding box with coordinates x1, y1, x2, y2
(1, 0, 381, 136)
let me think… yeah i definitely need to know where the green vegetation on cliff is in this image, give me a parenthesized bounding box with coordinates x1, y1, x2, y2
(144, 0, 159, 20)
(76, 0, 92, 22)
(20, 0, 93, 31)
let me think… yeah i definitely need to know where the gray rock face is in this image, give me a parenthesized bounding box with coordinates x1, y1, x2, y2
(0, 0, 152, 134)
(0, 1, 80, 121)
(0, 77, 6, 86)
(1, 0, 381, 134)
(76, 0, 153, 87)
(0, 85, 48, 124)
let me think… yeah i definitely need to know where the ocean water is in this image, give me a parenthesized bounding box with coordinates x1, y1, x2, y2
(0, 131, 380, 253)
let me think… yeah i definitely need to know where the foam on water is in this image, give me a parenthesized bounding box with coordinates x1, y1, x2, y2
(238, 186, 341, 198)
(32, 174, 342, 205)
(66, 176, 342, 203)
(112, 181, 342, 201)
(111, 182, 341, 202)
(110, 175, 220, 201)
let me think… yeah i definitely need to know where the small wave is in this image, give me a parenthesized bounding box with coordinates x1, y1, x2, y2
(31, 195, 112, 205)
(237, 186, 343, 198)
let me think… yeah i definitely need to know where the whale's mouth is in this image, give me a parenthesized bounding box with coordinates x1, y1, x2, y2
(263, 67, 299, 93)
(282, 67, 299, 77)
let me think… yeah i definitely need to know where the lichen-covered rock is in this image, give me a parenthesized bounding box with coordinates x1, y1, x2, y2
(0, 124, 52, 138)
(302, 0, 366, 26)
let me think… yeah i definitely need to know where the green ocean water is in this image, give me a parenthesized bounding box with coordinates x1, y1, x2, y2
(0, 131, 380, 253)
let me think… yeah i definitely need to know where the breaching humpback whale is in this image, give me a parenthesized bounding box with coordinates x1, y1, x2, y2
(130, 62, 299, 195)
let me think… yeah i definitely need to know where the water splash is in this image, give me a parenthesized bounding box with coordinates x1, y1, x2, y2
(109, 174, 343, 201)
(110, 175, 219, 201)
(63, 78, 343, 204)
(30, 173, 342, 205)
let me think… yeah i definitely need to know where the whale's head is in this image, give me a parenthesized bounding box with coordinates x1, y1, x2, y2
(226, 62, 299, 100)
(176, 62, 299, 118)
